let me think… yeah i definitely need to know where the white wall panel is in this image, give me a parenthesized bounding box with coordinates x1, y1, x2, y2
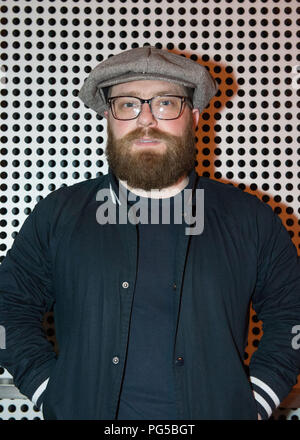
(0, 0, 299, 420)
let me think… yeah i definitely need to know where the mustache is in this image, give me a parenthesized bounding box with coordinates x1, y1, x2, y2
(120, 127, 179, 143)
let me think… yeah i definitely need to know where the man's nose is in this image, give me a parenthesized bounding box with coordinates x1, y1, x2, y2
(136, 103, 158, 127)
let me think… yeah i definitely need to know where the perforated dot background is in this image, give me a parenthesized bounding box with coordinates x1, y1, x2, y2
(0, 0, 299, 419)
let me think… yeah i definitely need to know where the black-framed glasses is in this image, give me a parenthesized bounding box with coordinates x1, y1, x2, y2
(107, 95, 192, 121)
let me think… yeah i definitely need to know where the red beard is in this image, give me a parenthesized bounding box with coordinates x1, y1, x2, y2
(105, 120, 196, 191)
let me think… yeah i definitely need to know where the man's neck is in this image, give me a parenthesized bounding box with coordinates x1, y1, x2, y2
(119, 174, 189, 199)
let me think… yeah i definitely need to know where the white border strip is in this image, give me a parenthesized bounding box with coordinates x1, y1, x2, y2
(253, 391, 273, 418)
(31, 377, 49, 406)
(109, 184, 120, 205)
(250, 376, 280, 407)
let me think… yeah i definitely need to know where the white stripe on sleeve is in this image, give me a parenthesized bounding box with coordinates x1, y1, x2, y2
(31, 377, 49, 406)
(253, 391, 273, 418)
(250, 376, 280, 407)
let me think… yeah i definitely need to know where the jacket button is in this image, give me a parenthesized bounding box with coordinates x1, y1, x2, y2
(175, 356, 184, 366)
(173, 283, 177, 290)
(112, 356, 119, 365)
(122, 281, 129, 289)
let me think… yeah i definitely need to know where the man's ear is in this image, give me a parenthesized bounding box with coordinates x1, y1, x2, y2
(103, 110, 109, 120)
(192, 108, 200, 128)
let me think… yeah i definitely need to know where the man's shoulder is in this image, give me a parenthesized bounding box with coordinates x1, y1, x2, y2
(41, 173, 109, 204)
(31, 174, 110, 225)
(196, 175, 271, 218)
(197, 175, 257, 202)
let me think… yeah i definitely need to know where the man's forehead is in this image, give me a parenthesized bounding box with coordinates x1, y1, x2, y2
(109, 79, 186, 97)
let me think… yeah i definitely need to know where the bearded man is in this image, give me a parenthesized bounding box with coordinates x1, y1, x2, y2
(0, 46, 299, 421)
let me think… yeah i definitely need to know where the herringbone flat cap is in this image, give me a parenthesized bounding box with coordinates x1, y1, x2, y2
(78, 46, 218, 116)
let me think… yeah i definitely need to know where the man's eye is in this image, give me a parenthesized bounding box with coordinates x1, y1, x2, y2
(160, 100, 172, 106)
(123, 102, 135, 108)
(121, 101, 138, 109)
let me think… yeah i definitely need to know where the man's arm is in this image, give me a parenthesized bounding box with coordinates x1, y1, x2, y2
(249, 200, 300, 419)
(0, 196, 57, 409)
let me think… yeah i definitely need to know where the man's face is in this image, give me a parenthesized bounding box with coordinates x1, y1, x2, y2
(104, 80, 199, 191)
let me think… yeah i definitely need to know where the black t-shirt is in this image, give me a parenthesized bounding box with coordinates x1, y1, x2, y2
(117, 198, 179, 420)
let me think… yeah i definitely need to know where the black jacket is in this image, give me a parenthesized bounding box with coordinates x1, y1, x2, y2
(0, 168, 299, 420)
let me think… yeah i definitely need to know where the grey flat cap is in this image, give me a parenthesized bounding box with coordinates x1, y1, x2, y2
(78, 46, 218, 116)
